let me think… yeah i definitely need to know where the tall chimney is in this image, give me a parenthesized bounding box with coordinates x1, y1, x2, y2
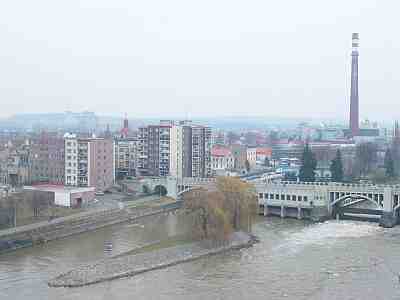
(349, 33, 360, 137)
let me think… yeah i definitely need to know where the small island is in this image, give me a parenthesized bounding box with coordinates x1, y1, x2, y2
(49, 177, 259, 288)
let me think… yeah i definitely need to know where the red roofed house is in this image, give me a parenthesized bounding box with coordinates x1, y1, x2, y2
(211, 145, 234, 174)
(256, 147, 272, 165)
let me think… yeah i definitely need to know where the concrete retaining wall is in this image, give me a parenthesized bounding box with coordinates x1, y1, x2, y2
(0, 204, 180, 254)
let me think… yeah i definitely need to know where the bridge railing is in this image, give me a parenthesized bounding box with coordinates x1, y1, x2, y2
(256, 181, 400, 191)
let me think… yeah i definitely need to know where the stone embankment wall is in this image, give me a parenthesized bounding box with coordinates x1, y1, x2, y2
(49, 231, 257, 288)
(0, 204, 180, 253)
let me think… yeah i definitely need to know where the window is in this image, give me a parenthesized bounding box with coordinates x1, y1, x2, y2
(286, 195, 290, 200)
(280, 194, 284, 200)
(259, 193, 263, 199)
(298, 196, 302, 201)
(264, 193, 269, 199)
(270, 194, 274, 199)
(304, 196, 308, 202)
(292, 195, 296, 201)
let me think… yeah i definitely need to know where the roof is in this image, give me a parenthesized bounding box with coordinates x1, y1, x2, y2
(211, 145, 232, 157)
(256, 147, 272, 155)
(24, 184, 95, 193)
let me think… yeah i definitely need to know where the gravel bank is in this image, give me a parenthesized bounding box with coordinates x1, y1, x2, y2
(49, 231, 256, 287)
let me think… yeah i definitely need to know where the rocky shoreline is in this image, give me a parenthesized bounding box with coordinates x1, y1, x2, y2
(48, 231, 257, 288)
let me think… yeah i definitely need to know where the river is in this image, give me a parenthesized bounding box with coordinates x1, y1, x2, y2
(1, 213, 400, 300)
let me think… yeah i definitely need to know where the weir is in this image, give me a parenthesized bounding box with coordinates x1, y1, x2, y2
(256, 181, 400, 227)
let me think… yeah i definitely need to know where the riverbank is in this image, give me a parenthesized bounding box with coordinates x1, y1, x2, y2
(48, 231, 257, 288)
(0, 200, 181, 254)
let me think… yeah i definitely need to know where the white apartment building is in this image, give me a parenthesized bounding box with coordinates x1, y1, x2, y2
(170, 124, 192, 178)
(64, 133, 79, 186)
(139, 121, 212, 178)
(170, 125, 184, 178)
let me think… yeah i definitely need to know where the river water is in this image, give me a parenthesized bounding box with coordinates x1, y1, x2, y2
(1, 213, 400, 300)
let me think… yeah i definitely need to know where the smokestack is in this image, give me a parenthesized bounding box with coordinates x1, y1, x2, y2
(352, 33, 359, 49)
(349, 33, 360, 137)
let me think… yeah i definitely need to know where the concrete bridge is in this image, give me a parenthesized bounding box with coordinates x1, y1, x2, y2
(139, 177, 216, 199)
(255, 181, 400, 227)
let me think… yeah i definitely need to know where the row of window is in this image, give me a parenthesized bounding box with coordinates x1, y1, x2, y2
(259, 193, 308, 202)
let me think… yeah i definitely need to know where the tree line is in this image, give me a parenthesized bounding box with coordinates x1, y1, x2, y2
(298, 141, 397, 183)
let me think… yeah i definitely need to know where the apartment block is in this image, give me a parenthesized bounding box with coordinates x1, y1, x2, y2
(64, 134, 114, 191)
(139, 121, 212, 178)
(114, 138, 139, 179)
(138, 121, 172, 176)
(170, 123, 192, 178)
(29, 133, 65, 185)
(191, 125, 212, 178)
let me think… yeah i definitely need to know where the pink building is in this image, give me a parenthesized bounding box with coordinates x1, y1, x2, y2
(64, 134, 114, 192)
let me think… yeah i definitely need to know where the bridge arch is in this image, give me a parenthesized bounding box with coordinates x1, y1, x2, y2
(154, 185, 168, 196)
(330, 194, 381, 209)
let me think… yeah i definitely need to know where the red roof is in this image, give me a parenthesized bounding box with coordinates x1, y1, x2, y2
(256, 147, 272, 155)
(211, 145, 232, 157)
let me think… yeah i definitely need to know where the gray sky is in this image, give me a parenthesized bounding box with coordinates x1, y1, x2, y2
(0, 0, 399, 121)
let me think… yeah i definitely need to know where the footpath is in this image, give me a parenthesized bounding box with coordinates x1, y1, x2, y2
(49, 231, 257, 288)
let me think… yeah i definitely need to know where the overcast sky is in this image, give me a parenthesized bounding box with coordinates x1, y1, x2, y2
(0, 0, 399, 121)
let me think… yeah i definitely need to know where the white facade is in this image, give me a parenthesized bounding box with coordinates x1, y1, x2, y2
(211, 153, 234, 171)
(159, 126, 171, 176)
(247, 147, 257, 169)
(24, 185, 95, 207)
(64, 133, 78, 186)
(170, 125, 184, 178)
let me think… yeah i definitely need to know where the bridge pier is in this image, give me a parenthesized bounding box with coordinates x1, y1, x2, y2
(297, 207, 302, 220)
(379, 212, 397, 228)
(264, 205, 269, 216)
(280, 205, 286, 218)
